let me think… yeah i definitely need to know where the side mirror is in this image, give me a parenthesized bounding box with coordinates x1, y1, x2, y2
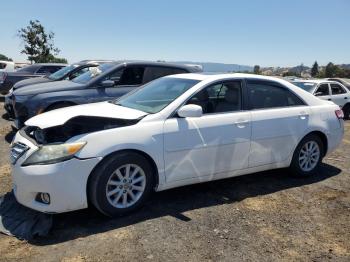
(177, 104, 202, 118)
(100, 80, 115, 87)
(315, 92, 324, 96)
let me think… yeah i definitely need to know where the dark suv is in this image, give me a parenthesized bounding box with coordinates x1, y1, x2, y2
(11, 61, 202, 128)
(4, 60, 114, 119)
(0, 63, 66, 94)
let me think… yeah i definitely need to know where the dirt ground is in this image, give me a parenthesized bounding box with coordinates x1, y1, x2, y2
(0, 100, 349, 262)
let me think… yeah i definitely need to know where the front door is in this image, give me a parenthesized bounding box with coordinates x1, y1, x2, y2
(163, 80, 252, 183)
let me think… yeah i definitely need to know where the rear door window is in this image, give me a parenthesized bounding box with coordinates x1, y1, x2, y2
(247, 80, 305, 109)
(143, 67, 187, 84)
(330, 83, 346, 95)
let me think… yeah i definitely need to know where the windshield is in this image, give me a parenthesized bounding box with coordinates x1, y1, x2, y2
(115, 77, 200, 113)
(292, 82, 317, 92)
(48, 65, 77, 80)
(72, 63, 114, 84)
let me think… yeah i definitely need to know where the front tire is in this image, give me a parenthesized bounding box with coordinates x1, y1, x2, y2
(88, 152, 155, 217)
(289, 134, 324, 177)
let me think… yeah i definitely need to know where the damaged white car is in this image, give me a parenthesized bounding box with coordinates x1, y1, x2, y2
(10, 74, 344, 217)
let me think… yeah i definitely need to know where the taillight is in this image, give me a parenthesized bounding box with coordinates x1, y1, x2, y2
(335, 109, 344, 119)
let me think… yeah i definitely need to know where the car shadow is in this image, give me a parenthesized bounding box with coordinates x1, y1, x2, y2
(28, 162, 341, 246)
(4, 128, 16, 144)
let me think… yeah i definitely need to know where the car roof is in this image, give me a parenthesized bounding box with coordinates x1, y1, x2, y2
(31, 63, 67, 66)
(114, 61, 202, 72)
(74, 60, 116, 65)
(167, 72, 299, 82)
(291, 79, 339, 84)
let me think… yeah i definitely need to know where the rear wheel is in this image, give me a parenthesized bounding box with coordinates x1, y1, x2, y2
(342, 104, 350, 120)
(88, 152, 155, 217)
(289, 134, 324, 177)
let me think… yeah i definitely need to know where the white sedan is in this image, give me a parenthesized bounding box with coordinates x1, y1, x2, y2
(292, 79, 350, 119)
(10, 74, 344, 217)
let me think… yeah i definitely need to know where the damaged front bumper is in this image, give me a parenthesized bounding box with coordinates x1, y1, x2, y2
(10, 131, 102, 213)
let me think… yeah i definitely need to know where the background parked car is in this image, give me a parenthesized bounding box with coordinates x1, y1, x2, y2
(0, 61, 15, 72)
(292, 79, 350, 118)
(4, 60, 114, 120)
(10, 61, 202, 128)
(12, 60, 115, 90)
(0, 63, 66, 94)
(327, 78, 350, 90)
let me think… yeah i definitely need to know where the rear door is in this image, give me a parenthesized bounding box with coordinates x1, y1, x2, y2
(330, 83, 348, 108)
(247, 80, 309, 167)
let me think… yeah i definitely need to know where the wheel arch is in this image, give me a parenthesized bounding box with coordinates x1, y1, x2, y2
(86, 149, 160, 197)
(302, 130, 328, 156)
(44, 101, 77, 112)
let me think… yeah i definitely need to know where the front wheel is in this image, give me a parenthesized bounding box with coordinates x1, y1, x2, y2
(88, 152, 155, 217)
(289, 134, 324, 177)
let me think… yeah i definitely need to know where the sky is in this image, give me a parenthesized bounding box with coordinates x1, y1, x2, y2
(1, 0, 349, 67)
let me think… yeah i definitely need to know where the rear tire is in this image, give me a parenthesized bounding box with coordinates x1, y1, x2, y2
(289, 134, 324, 177)
(342, 104, 350, 120)
(88, 152, 155, 217)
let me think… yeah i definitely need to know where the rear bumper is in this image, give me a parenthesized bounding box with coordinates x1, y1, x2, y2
(326, 121, 344, 156)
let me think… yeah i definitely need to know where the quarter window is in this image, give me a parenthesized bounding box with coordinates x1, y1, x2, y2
(330, 83, 346, 95)
(315, 84, 330, 96)
(248, 81, 304, 109)
(186, 81, 242, 114)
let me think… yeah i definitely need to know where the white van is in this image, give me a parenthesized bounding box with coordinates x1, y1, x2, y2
(0, 61, 15, 72)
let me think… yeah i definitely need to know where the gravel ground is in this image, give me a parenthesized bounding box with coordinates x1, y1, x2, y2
(0, 100, 349, 262)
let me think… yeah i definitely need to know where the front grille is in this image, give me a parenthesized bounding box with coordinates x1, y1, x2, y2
(10, 142, 29, 165)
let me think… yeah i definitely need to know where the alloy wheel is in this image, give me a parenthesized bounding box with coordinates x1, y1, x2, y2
(105, 164, 146, 208)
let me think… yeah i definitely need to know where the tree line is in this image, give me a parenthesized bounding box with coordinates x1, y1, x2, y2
(311, 61, 350, 78)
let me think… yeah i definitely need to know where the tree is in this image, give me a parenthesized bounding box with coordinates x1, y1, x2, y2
(253, 65, 260, 74)
(325, 62, 338, 78)
(17, 20, 65, 64)
(0, 54, 13, 61)
(311, 61, 319, 77)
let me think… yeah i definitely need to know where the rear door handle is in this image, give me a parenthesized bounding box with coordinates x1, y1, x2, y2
(299, 112, 309, 120)
(327, 98, 332, 101)
(345, 97, 348, 99)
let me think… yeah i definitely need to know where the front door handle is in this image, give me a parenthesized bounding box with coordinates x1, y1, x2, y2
(328, 98, 332, 101)
(234, 119, 250, 128)
(345, 97, 348, 99)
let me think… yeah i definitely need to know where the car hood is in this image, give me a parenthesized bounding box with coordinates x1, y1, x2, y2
(13, 77, 51, 90)
(13, 80, 85, 96)
(25, 101, 148, 129)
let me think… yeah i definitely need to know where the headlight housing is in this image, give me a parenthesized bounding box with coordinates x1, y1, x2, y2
(22, 142, 86, 166)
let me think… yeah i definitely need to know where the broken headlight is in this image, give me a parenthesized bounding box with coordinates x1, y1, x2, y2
(22, 142, 86, 166)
